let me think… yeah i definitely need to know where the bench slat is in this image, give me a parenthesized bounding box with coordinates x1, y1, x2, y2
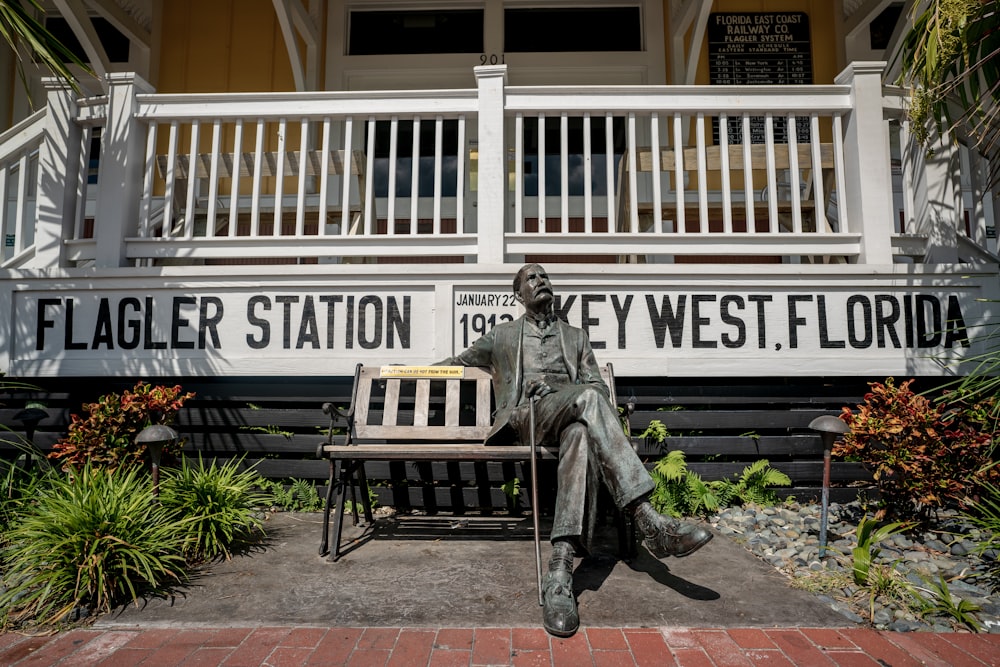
(414, 380, 430, 427)
(323, 443, 561, 461)
(383, 379, 400, 426)
(476, 376, 491, 428)
(446, 382, 460, 426)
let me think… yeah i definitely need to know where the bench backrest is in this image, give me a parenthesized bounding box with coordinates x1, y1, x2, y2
(347, 363, 616, 444)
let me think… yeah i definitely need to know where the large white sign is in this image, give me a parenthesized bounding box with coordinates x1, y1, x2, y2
(3, 270, 996, 377)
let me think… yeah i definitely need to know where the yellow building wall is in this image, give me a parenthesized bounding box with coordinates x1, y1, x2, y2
(157, 0, 294, 93)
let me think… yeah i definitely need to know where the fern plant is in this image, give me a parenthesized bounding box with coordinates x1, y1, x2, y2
(649, 449, 790, 517)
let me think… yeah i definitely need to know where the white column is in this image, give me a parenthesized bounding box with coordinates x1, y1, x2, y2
(31, 78, 81, 269)
(836, 62, 894, 264)
(94, 72, 154, 268)
(474, 65, 508, 265)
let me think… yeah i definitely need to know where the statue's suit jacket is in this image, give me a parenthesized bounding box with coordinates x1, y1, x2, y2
(440, 315, 610, 444)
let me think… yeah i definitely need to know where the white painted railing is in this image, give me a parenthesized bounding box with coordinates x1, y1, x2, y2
(0, 111, 45, 268)
(3, 64, 995, 269)
(502, 85, 855, 262)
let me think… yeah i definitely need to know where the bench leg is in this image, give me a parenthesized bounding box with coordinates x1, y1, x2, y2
(329, 460, 354, 562)
(319, 458, 338, 556)
(357, 465, 375, 524)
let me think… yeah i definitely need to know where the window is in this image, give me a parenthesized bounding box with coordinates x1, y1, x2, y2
(505, 7, 642, 52)
(45, 17, 130, 63)
(348, 10, 484, 55)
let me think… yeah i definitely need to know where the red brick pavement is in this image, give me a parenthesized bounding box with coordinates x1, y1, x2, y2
(0, 627, 997, 666)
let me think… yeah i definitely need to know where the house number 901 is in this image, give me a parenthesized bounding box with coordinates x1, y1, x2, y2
(479, 54, 505, 65)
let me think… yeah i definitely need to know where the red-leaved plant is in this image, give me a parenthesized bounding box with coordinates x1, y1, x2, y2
(50, 382, 195, 470)
(836, 378, 998, 521)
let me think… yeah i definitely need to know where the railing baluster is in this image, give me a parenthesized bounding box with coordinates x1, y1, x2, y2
(0, 165, 8, 262)
(163, 121, 179, 239)
(898, 118, 913, 235)
(73, 127, 91, 243)
(764, 114, 778, 233)
(626, 112, 638, 234)
(14, 153, 29, 254)
(515, 113, 524, 233)
(809, 114, 828, 233)
(388, 116, 398, 235)
(296, 118, 309, 236)
(273, 117, 287, 237)
(650, 111, 662, 234)
(456, 115, 466, 234)
(560, 113, 568, 231)
(833, 114, 849, 232)
(742, 114, 755, 233)
(364, 117, 376, 235)
(341, 116, 354, 235)
(251, 118, 265, 237)
(719, 114, 733, 235)
(787, 114, 802, 234)
(538, 113, 545, 234)
(604, 114, 615, 232)
(433, 115, 443, 235)
(318, 117, 331, 235)
(672, 113, 685, 234)
(184, 120, 199, 239)
(696, 113, 708, 233)
(583, 112, 592, 234)
(207, 119, 223, 237)
(410, 117, 420, 235)
(139, 122, 158, 239)
(229, 119, 243, 236)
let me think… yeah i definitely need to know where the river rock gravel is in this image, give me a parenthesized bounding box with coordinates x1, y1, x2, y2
(709, 501, 1000, 633)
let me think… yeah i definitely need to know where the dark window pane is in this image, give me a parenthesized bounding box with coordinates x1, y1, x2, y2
(505, 8, 641, 52)
(45, 17, 130, 63)
(349, 10, 484, 55)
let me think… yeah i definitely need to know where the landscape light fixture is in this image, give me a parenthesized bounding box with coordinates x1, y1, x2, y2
(135, 424, 178, 497)
(808, 415, 850, 558)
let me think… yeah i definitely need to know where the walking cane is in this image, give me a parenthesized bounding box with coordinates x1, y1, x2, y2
(529, 395, 544, 607)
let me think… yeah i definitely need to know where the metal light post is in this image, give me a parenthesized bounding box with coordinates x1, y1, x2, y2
(13, 404, 49, 468)
(808, 415, 850, 559)
(135, 424, 178, 498)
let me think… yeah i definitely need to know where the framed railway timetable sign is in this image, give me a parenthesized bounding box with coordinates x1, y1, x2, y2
(708, 12, 812, 145)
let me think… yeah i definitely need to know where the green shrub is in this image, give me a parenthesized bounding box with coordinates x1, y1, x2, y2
(0, 465, 187, 627)
(49, 382, 195, 470)
(836, 378, 998, 520)
(649, 448, 790, 517)
(258, 477, 326, 512)
(159, 456, 268, 561)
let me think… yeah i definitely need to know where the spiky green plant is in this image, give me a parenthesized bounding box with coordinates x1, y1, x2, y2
(912, 574, 983, 632)
(0, 465, 187, 627)
(159, 456, 268, 561)
(851, 516, 911, 586)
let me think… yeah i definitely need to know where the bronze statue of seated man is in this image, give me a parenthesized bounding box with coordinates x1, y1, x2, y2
(438, 263, 712, 637)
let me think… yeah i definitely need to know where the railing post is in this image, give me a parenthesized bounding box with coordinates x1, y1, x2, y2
(836, 62, 894, 264)
(31, 78, 81, 269)
(474, 65, 508, 265)
(94, 72, 154, 268)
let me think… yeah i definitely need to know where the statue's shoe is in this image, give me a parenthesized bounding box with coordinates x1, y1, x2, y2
(634, 503, 713, 558)
(541, 569, 579, 638)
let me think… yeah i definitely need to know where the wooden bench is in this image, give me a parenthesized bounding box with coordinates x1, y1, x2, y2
(317, 363, 627, 562)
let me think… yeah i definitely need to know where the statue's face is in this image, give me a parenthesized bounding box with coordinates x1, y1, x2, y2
(517, 264, 553, 310)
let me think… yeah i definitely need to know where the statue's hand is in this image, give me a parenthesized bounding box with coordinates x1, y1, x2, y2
(526, 378, 556, 399)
